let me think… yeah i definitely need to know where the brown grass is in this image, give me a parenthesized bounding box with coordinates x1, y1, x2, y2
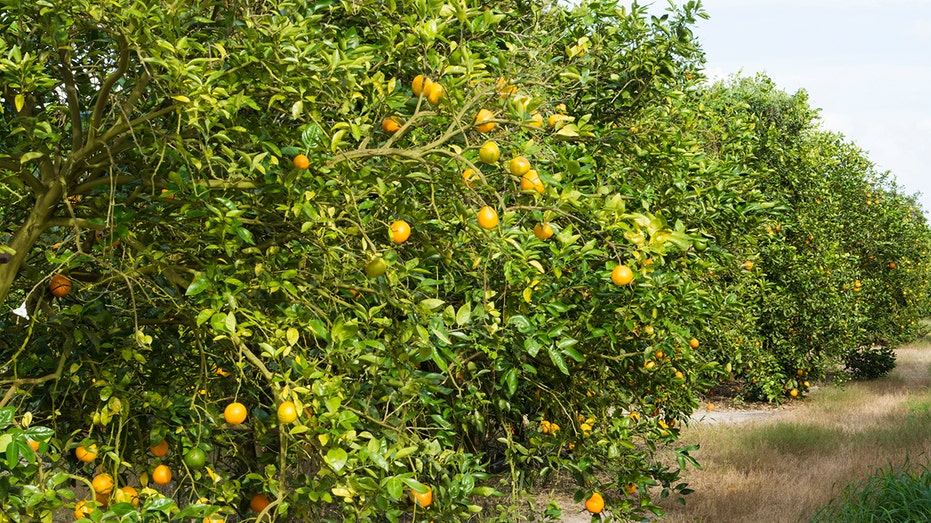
(655, 340, 931, 523)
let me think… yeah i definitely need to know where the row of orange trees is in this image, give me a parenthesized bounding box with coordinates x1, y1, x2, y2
(1, 0, 930, 522)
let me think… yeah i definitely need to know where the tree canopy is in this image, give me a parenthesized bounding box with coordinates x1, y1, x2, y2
(1, 1, 929, 521)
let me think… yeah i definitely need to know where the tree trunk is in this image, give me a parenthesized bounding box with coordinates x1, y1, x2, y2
(0, 181, 64, 310)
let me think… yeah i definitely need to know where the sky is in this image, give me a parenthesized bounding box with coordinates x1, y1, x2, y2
(686, 0, 931, 215)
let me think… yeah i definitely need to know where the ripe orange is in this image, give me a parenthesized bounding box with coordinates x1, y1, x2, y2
(250, 493, 271, 512)
(381, 116, 402, 134)
(224, 402, 248, 424)
(462, 168, 478, 188)
(411, 485, 433, 508)
(889, 262, 897, 269)
(204, 517, 225, 523)
(495, 77, 517, 98)
(527, 112, 543, 128)
(547, 113, 569, 127)
(150, 439, 169, 457)
(425, 82, 444, 105)
(49, 274, 72, 297)
(520, 170, 544, 194)
(478, 141, 500, 164)
(292, 154, 310, 170)
(93, 473, 114, 495)
(585, 492, 605, 513)
(117, 485, 139, 506)
(789, 388, 799, 398)
(477, 206, 499, 230)
(625, 483, 638, 495)
(674, 370, 685, 380)
(390, 220, 411, 244)
(533, 223, 554, 240)
(75, 500, 93, 519)
(611, 265, 634, 285)
(76, 444, 98, 463)
(474, 108, 495, 133)
(277, 401, 298, 424)
(152, 464, 172, 485)
(508, 156, 531, 176)
(27, 439, 40, 452)
(743, 260, 754, 271)
(412, 74, 432, 97)
(689, 337, 700, 349)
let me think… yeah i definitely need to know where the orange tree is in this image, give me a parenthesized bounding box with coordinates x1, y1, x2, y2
(1, 1, 930, 522)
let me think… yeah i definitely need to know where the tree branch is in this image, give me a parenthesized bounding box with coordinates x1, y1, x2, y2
(57, 46, 85, 153)
(88, 33, 131, 144)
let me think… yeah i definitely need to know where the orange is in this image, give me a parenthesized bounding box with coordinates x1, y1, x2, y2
(204, 517, 225, 523)
(365, 257, 387, 279)
(277, 401, 298, 424)
(150, 439, 169, 457)
(152, 464, 172, 485)
(224, 402, 248, 424)
(474, 108, 495, 133)
(411, 485, 433, 508)
(674, 370, 685, 380)
(381, 116, 402, 134)
(425, 82, 444, 105)
(743, 260, 754, 271)
(585, 492, 605, 514)
(689, 337, 700, 349)
(508, 156, 531, 176)
(75, 500, 93, 519)
(117, 486, 139, 507)
(611, 265, 634, 285)
(292, 154, 310, 170)
(533, 223, 554, 240)
(412, 74, 432, 97)
(250, 493, 271, 512)
(495, 77, 517, 98)
(462, 168, 478, 188)
(889, 262, 897, 269)
(27, 439, 40, 452)
(76, 444, 98, 463)
(478, 141, 500, 164)
(520, 170, 544, 194)
(93, 473, 114, 495)
(477, 206, 499, 230)
(49, 274, 72, 298)
(789, 388, 799, 398)
(390, 220, 411, 244)
(625, 483, 638, 495)
(527, 112, 543, 128)
(547, 113, 569, 127)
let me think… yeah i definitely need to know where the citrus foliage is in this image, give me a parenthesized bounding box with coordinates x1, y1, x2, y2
(0, 1, 929, 522)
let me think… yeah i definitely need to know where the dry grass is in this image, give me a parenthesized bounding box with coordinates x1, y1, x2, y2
(655, 341, 931, 523)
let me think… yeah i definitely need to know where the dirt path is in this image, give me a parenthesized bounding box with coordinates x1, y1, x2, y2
(550, 336, 931, 522)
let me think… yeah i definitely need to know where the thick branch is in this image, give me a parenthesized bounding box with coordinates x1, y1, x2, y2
(57, 47, 85, 153)
(0, 160, 43, 193)
(88, 34, 131, 144)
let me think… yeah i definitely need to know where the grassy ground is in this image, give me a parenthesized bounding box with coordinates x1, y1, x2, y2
(655, 334, 931, 523)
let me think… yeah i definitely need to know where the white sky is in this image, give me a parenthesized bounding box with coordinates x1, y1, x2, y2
(688, 0, 931, 215)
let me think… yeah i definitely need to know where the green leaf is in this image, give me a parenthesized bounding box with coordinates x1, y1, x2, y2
(0, 407, 13, 429)
(20, 151, 43, 164)
(185, 275, 210, 296)
(508, 315, 534, 334)
(325, 447, 348, 472)
(547, 345, 570, 375)
(455, 302, 472, 326)
(504, 368, 518, 396)
(384, 476, 403, 500)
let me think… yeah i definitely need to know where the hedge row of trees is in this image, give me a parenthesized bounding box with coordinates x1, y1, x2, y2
(1, 1, 929, 521)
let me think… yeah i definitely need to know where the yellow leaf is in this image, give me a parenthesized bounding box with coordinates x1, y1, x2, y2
(14, 94, 24, 113)
(523, 287, 532, 303)
(172, 95, 191, 103)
